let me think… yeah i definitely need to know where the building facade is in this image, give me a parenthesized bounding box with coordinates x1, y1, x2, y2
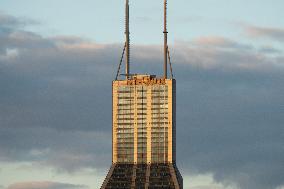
(113, 75, 175, 164)
(100, 75, 183, 188)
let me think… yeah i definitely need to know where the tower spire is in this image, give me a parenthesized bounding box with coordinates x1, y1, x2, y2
(125, 0, 130, 78)
(164, 0, 168, 79)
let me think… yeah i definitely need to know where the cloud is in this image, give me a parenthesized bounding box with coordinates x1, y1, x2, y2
(173, 40, 282, 72)
(0, 13, 283, 189)
(245, 25, 284, 42)
(192, 36, 252, 50)
(0, 127, 111, 171)
(0, 15, 52, 56)
(190, 186, 232, 189)
(258, 46, 282, 54)
(0, 12, 38, 29)
(7, 181, 87, 189)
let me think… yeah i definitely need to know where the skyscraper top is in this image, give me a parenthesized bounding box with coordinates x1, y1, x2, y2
(101, 1, 183, 188)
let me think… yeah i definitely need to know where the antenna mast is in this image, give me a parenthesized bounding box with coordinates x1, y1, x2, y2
(163, 0, 168, 79)
(125, 0, 130, 78)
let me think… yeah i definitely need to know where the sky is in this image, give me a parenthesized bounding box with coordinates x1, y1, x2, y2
(0, 0, 284, 189)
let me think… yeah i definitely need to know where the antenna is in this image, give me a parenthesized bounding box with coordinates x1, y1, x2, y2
(163, 0, 168, 79)
(125, 0, 130, 78)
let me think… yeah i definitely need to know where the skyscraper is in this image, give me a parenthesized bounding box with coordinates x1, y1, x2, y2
(101, 1, 182, 188)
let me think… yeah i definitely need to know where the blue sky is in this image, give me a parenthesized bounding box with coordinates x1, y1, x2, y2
(1, 0, 284, 44)
(0, 1, 284, 189)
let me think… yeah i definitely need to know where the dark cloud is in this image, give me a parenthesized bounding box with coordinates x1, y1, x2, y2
(190, 186, 225, 189)
(0, 127, 111, 171)
(0, 13, 284, 189)
(245, 25, 284, 42)
(7, 181, 88, 189)
(173, 45, 284, 189)
(259, 46, 282, 54)
(0, 14, 51, 56)
(0, 12, 38, 29)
